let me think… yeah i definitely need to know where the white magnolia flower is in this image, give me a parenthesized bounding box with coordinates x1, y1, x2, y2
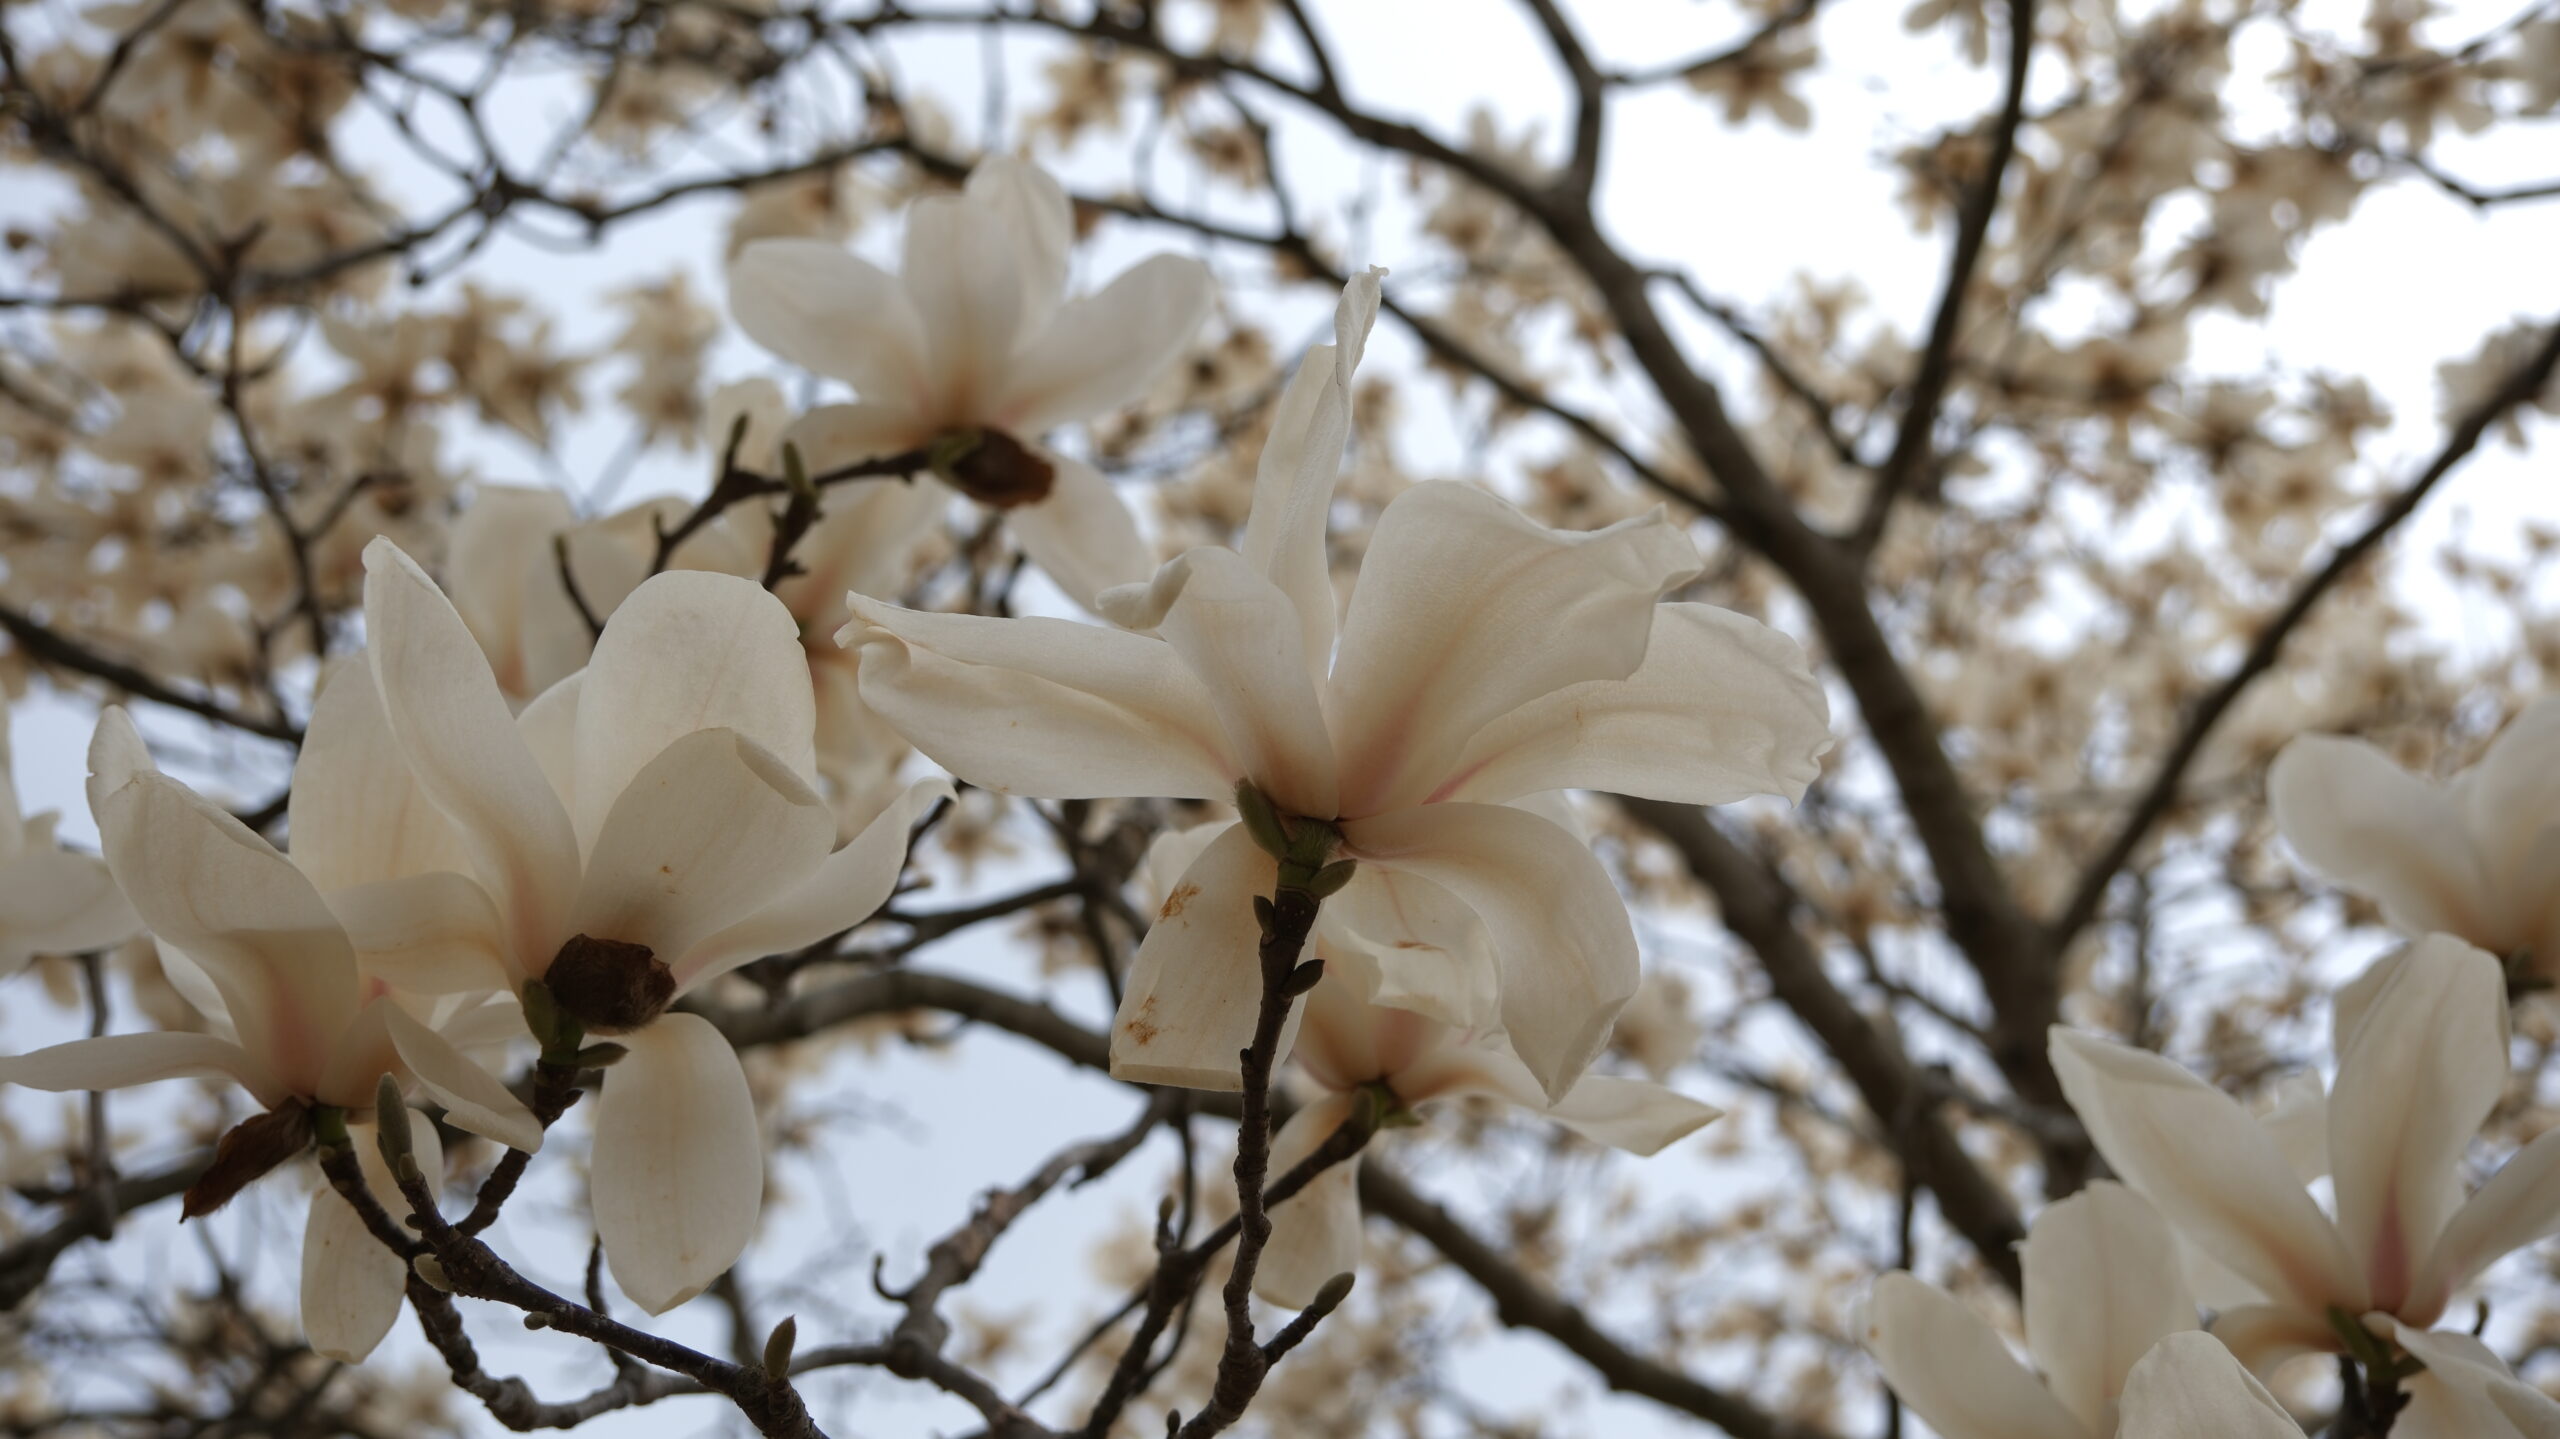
(1866, 1181, 2200, 1438)
(2115, 1333, 2302, 1439)
(0, 711, 140, 980)
(2270, 696, 2560, 991)
(1255, 941, 1718, 1308)
(2052, 935, 2560, 1434)
(727, 156, 1215, 607)
(356, 537, 947, 1312)
(0, 709, 542, 1363)
(840, 275, 1833, 1100)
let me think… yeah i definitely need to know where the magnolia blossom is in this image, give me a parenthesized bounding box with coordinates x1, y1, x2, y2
(2052, 935, 2560, 1434)
(840, 275, 1833, 1099)
(0, 713, 139, 979)
(1255, 939, 1718, 1307)
(727, 156, 1214, 607)
(1866, 1180, 2199, 1438)
(0, 709, 541, 1362)
(2270, 696, 2560, 989)
(355, 537, 946, 1311)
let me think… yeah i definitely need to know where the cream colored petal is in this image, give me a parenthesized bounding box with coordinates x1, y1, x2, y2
(727, 238, 930, 400)
(2410, 1123, 2560, 1324)
(1317, 865, 1500, 1030)
(2050, 1027, 2363, 1315)
(966, 156, 1073, 331)
(1008, 454, 1154, 612)
(2205, 1303, 2340, 1375)
(783, 472, 946, 616)
(2117, 1332, 2301, 1439)
(1436, 603, 1832, 807)
(0, 1031, 282, 1108)
(1342, 802, 1639, 1103)
(997, 255, 1216, 435)
(1253, 1093, 1365, 1309)
(291, 656, 473, 894)
(326, 873, 511, 995)
(1110, 822, 1291, 1091)
(2455, 694, 2560, 906)
(518, 509, 666, 700)
(675, 776, 950, 991)
(592, 1013, 763, 1314)
(1326, 485, 1704, 817)
(841, 596, 1237, 801)
(902, 192, 1026, 421)
(778, 402, 934, 479)
(2268, 734, 2498, 944)
(1862, 1272, 2089, 1439)
(2022, 1180, 2199, 1433)
(382, 1000, 542, 1152)
(517, 671, 582, 821)
(571, 571, 819, 855)
(0, 848, 139, 961)
(2392, 1325, 2560, 1439)
(301, 1114, 444, 1364)
(446, 484, 574, 699)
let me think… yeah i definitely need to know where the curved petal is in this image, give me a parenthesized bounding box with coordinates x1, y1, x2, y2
(302, 1113, 443, 1363)
(783, 473, 946, 616)
(967, 156, 1074, 333)
(326, 873, 511, 995)
(569, 730, 835, 965)
(1097, 547, 1336, 817)
(1862, 1272, 2088, 1439)
(572, 571, 819, 854)
(2268, 735, 2497, 944)
(1341, 802, 1638, 1103)
(1530, 1068, 1720, 1154)
(1327, 485, 1705, 817)
(2410, 1123, 2560, 1323)
(2328, 935, 2507, 1314)
(2022, 1180, 2199, 1433)
(592, 1012, 763, 1314)
(778, 402, 934, 479)
(446, 485, 575, 700)
(841, 596, 1237, 801)
(1008, 454, 1153, 611)
(2206, 1303, 2340, 1375)
(2049, 1026, 2363, 1315)
(1238, 269, 1384, 689)
(2455, 695, 2560, 907)
(2392, 1325, 2560, 1439)
(519, 509, 666, 698)
(0, 848, 139, 961)
(1253, 1093, 1365, 1309)
(0, 1031, 281, 1107)
(1436, 603, 1832, 807)
(1318, 865, 1500, 1030)
(362, 539, 581, 974)
(726, 238, 929, 401)
(675, 776, 950, 991)
(997, 254, 1216, 434)
(517, 672, 583, 823)
(1111, 822, 1290, 1090)
(381, 1000, 541, 1152)
(291, 657, 472, 894)
(2117, 1332, 2300, 1439)
(902, 192, 1025, 422)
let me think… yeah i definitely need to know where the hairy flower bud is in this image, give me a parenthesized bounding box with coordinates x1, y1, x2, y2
(931, 427, 1055, 509)
(544, 934, 675, 1035)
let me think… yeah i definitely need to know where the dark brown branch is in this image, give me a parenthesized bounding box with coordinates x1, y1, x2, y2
(0, 600, 302, 742)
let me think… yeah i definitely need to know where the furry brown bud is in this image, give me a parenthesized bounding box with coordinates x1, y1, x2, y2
(544, 935, 675, 1035)
(933, 427, 1055, 508)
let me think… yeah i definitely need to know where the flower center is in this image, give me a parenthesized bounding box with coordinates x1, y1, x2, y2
(545, 935, 676, 1035)
(929, 427, 1055, 509)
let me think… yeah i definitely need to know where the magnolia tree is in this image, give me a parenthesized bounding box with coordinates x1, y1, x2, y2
(0, 0, 2556, 1434)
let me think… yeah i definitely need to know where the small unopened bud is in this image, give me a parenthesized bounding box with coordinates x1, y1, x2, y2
(523, 1311, 552, 1330)
(1281, 959, 1326, 998)
(1309, 1271, 1356, 1312)
(412, 1254, 453, 1292)
(372, 1075, 412, 1165)
(762, 1314, 798, 1382)
(1304, 858, 1357, 899)
(780, 440, 816, 502)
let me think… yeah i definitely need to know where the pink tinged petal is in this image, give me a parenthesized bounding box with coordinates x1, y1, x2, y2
(2208, 1303, 2342, 1374)
(2408, 1123, 2560, 1324)
(1317, 865, 1499, 1031)
(291, 658, 472, 895)
(447, 485, 574, 698)
(591, 1012, 763, 1314)
(88, 711, 359, 1098)
(1253, 1093, 1365, 1309)
(966, 156, 1074, 332)
(997, 255, 1217, 435)
(325, 873, 511, 995)
(902, 192, 1027, 422)
(302, 1113, 443, 1363)
(726, 238, 930, 399)
(1008, 454, 1155, 611)
(778, 402, 934, 478)
(1436, 604, 1833, 807)
(1341, 802, 1639, 1103)
(1861, 1272, 2091, 1439)
(361, 539, 582, 973)
(1326, 485, 1706, 817)
(382, 1000, 542, 1152)
(674, 776, 951, 992)
(840, 596, 1237, 801)
(2021, 1181, 2200, 1434)
(2116, 1333, 2301, 1439)
(2049, 1026, 2364, 1315)
(2327, 935, 2508, 1315)
(570, 730, 835, 964)
(2391, 1325, 2560, 1439)
(0, 847, 139, 965)
(2268, 735, 2499, 946)
(0, 1031, 283, 1108)
(1111, 823, 1295, 1091)
(1098, 547, 1337, 817)
(571, 571, 820, 854)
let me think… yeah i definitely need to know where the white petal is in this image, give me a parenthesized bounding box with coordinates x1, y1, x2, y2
(2410, 1123, 2560, 1323)
(362, 539, 582, 973)
(1111, 822, 1292, 1090)
(521, 509, 665, 697)
(2455, 694, 2560, 909)
(2206, 1303, 2340, 1374)
(592, 1012, 763, 1314)
(1342, 802, 1639, 1102)
(302, 1113, 444, 1363)
(381, 1001, 541, 1152)
(966, 156, 1074, 332)
(2117, 1333, 2300, 1439)
(571, 571, 819, 854)
(1008, 454, 1155, 611)
(2328, 935, 2506, 1313)
(996, 254, 1216, 434)
(841, 596, 1237, 801)
(1533, 1071, 1720, 1154)
(1317, 865, 1500, 1030)
(1862, 1271, 2089, 1439)
(517, 671, 583, 821)
(1253, 1094, 1365, 1309)
(2049, 1026, 2363, 1315)
(902, 192, 1026, 422)
(570, 730, 835, 964)
(0, 848, 139, 961)
(2022, 1180, 2199, 1433)
(1436, 604, 1832, 807)
(727, 239, 930, 401)
(292, 658, 473, 894)
(781, 472, 946, 614)
(1326, 485, 1704, 817)
(2392, 1325, 2560, 1439)
(446, 485, 574, 700)
(326, 873, 511, 995)
(0, 1031, 281, 1107)
(778, 402, 934, 479)
(675, 776, 950, 990)
(2268, 735, 2500, 945)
